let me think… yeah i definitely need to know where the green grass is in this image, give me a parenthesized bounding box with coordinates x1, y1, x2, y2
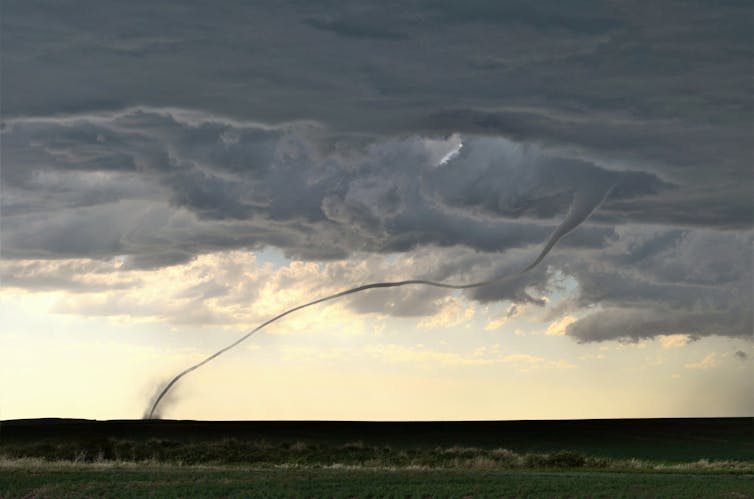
(2, 418, 752, 496)
(3, 437, 753, 472)
(1, 460, 753, 498)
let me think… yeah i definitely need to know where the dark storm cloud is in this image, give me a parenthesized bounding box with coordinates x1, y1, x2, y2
(556, 228, 753, 342)
(567, 308, 751, 343)
(2, 0, 749, 226)
(303, 17, 411, 41)
(443, 224, 753, 343)
(3, 108, 657, 265)
(1, 1, 751, 341)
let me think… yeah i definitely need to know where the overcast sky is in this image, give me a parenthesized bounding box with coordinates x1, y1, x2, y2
(1, 0, 751, 420)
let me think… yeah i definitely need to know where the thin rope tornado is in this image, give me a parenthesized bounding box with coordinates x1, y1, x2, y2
(147, 274, 516, 418)
(147, 185, 612, 419)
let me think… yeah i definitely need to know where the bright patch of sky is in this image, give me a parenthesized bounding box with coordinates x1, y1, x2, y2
(2, 252, 751, 420)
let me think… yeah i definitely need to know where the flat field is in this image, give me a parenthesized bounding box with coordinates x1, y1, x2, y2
(2, 461, 754, 498)
(1, 418, 752, 497)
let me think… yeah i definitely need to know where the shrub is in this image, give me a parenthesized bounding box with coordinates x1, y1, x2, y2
(524, 450, 586, 468)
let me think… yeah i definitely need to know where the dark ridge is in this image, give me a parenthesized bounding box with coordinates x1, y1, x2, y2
(1, 417, 752, 461)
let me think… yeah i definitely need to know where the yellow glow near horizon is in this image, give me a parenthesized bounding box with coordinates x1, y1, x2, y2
(1, 252, 752, 421)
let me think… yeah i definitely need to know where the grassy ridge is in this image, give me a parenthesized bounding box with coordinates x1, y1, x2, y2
(2, 438, 753, 471)
(2, 417, 752, 462)
(2, 419, 752, 497)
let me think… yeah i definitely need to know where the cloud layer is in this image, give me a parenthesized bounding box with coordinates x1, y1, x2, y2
(2, 107, 665, 263)
(2, 1, 751, 346)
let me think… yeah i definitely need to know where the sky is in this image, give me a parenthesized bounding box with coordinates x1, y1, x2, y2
(1, 0, 752, 421)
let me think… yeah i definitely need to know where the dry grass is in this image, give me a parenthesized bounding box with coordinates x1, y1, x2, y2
(2, 452, 752, 474)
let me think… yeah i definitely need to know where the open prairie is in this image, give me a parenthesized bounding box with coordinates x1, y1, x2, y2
(2, 418, 752, 497)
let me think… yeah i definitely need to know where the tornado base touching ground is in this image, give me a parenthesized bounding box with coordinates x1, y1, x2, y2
(146, 186, 611, 419)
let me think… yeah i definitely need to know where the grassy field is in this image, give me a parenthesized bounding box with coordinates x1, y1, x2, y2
(2, 460, 753, 498)
(1, 418, 752, 497)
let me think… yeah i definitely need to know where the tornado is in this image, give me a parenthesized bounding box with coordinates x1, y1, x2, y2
(145, 182, 613, 419)
(523, 182, 614, 273)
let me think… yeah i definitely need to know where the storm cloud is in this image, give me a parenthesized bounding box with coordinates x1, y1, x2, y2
(1, 0, 751, 344)
(1, 108, 665, 262)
